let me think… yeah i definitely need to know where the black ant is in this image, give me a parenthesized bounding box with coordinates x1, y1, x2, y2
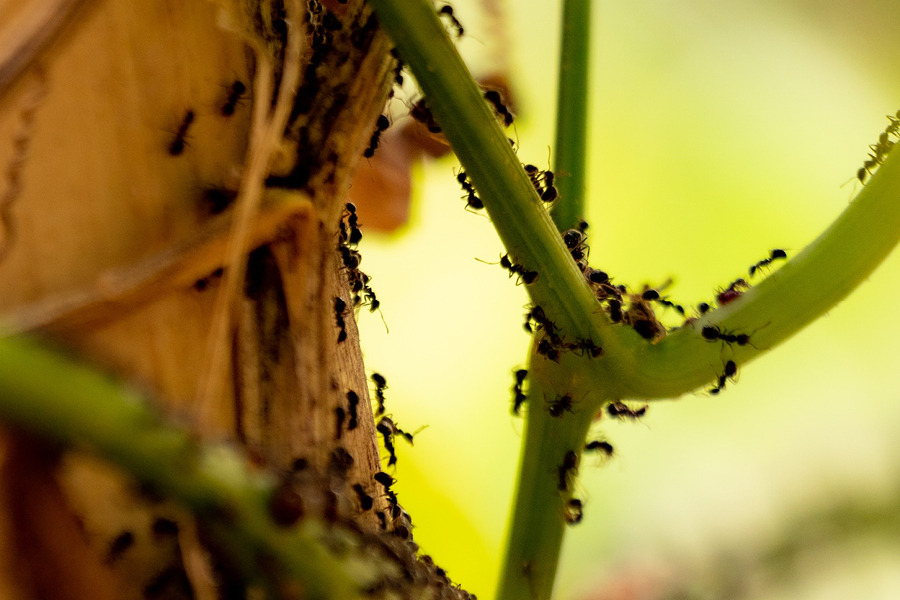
(606, 401, 647, 420)
(701, 325, 754, 347)
(748, 248, 787, 277)
(497, 253, 538, 285)
(606, 298, 624, 323)
(564, 338, 604, 358)
(562, 228, 588, 262)
(511, 368, 527, 416)
(709, 359, 738, 395)
(696, 302, 711, 315)
(456, 170, 484, 211)
(524, 163, 559, 203)
(585, 440, 614, 457)
(371, 372, 387, 416)
(352, 483, 374, 511)
(483, 89, 514, 128)
(376, 417, 414, 467)
(548, 393, 575, 417)
(557, 450, 578, 491)
(220, 80, 247, 116)
(586, 268, 609, 285)
(373, 471, 395, 489)
(346, 390, 359, 430)
(376, 418, 398, 467)
(537, 338, 562, 363)
(409, 98, 441, 133)
(641, 288, 685, 315)
(334, 296, 348, 343)
(438, 4, 464, 38)
(334, 406, 346, 439)
(168, 109, 195, 155)
(364, 114, 390, 158)
(565, 498, 584, 525)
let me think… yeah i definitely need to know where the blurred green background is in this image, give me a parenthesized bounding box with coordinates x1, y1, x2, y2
(352, 1, 900, 598)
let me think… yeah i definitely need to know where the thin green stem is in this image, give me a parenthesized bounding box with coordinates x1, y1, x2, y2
(0, 334, 372, 599)
(497, 354, 609, 600)
(618, 145, 900, 398)
(551, 0, 592, 232)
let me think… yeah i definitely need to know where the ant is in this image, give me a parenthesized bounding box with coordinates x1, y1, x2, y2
(564, 338, 604, 359)
(557, 450, 578, 491)
(548, 393, 575, 417)
(371, 372, 387, 416)
(168, 109, 195, 155)
(334, 296, 348, 343)
(562, 228, 588, 262)
(511, 368, 527, 415)
(606, 298, 624, 323)
(352, 483, 374, 511)
(716, 278, 749, 306)
(857, 124, 898, 184)
(607, 401, 647, 420)
(565, 498, 584, 525)
(536, 338, 562, 363)
(701, 325, 755, 347)
(220, 80, 247, 116)
(748, 248, 787, 277)
(409, 98, 441, 133)
(709, 359, 738, 395)
(483, 90, 514, 128)
(376, 417, 414, 467)
(438, 4, 464, 38)
(585, 440, 614, 457)
(456, 170, 484, 210)
(524, 163, 559, 203)
(364, 114, 390, 158)
(376, 418, 397, 466)
(373, 471, 395, 489)
(346, 390, 359, 430)
(497, 253, 538, 285)
(641, 288, 685, 315)
(586, 268, 609, 285)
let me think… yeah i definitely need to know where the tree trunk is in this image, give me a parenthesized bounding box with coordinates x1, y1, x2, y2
(0, 1, 402, 597)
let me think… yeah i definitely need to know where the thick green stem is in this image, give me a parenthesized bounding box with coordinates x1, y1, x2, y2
(368, 0, 626, 387)
(497, 355, 608, 600)
(551, 0, 592, 232)
(0, 334, 371, 598)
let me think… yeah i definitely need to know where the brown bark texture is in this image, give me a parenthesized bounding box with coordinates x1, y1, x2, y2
(0, 1, 469, 598)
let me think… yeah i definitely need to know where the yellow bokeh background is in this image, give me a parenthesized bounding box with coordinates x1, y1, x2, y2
(353, 2, 900, 598)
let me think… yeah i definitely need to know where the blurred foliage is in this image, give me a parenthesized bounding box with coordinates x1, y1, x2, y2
(353, 1, 900, 598)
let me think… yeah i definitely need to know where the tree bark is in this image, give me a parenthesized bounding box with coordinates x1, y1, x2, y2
(0, 1, 401, 597)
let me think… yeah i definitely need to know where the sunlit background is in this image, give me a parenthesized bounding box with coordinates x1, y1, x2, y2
(352, 2, 900, 598)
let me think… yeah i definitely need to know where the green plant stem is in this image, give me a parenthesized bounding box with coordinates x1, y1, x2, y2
(551, 0, 592, 232)
(368, 0, 625, 382)
(0, 334, 370, 599)
(619, 145, 900, 398)
(497, 355, 608, 600)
